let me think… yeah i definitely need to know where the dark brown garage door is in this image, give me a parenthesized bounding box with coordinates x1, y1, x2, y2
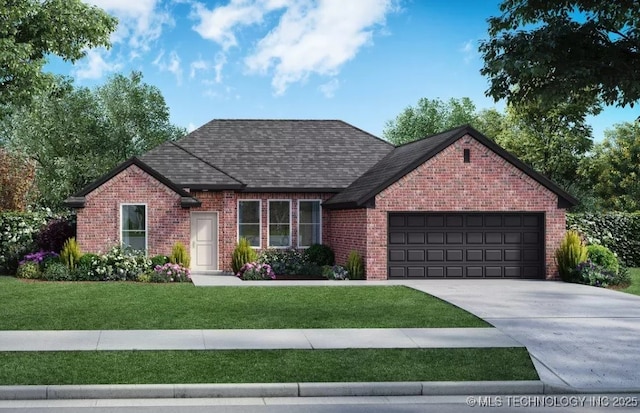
(388, 213, 544, 279)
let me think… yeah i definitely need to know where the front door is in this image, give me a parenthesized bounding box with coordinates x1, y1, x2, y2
(190, 212, 218, 272)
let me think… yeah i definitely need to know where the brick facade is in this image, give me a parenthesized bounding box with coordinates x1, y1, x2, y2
(77, 134, 566, 279)
(358, 134, 565, 280)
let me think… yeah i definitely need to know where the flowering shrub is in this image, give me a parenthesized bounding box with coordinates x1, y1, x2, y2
(16, 261, 41, 279)
(322, 265, 349, 280)
(0, 210, 48, 274)
(237, 262, 276, 280)
(574, 261, 615, 287)
(151, 263, 191, 283)
(96, 245, 151, 281)
(19, 250, 59, 266)
(258, 248, 307, 275)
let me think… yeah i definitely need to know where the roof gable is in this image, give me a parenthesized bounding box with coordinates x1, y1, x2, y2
(324, 125, 578, 209)
(64, 157, 201, 209)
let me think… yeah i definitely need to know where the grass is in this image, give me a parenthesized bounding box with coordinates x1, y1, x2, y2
(0, 277, 488, 329)
(621, 268, 640, 296)
(0, 348, 538, 385)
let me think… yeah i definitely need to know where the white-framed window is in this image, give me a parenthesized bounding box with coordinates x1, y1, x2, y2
(298, 200, 322, 248)
(120, 204, 147, 253)
(268, 200, 291, 248)
(238, 200, 261, 248)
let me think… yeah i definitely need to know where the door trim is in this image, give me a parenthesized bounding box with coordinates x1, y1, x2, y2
(190, 211, 219, 272)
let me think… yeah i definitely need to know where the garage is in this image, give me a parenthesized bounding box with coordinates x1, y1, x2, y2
(388, 212, 544, 279)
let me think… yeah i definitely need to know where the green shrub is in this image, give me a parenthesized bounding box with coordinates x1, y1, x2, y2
(322, 264, 349, 280)
(300, 262, 323, 277)
(232, 237, 258, 274)
(60, 237, 82, 270)
(345, 250, 364, 280)
(75, 253, 101, 281)
(613, 266, 632, 287)
(257, 248, 307, 275)
(16, 261, 41, 279)
(574, 261, 614, 288)
(102, 245, 150, 281)
(150, 255, 169, 268)
(43, 262, 72, 281)
(587, 244, 619, 275)
(304, 244, 335, 266)
(555, 231, 588, 282)
(169, 242, 190, 268)
(41, 254, 60, 270)
(0, 211, 47, 274)
(567, 212, 640, 267)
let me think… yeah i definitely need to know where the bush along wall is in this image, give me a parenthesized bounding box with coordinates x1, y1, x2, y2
(567, 212, 640, 267)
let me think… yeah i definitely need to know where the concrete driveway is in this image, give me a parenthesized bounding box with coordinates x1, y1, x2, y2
(405, 280, 640, 390)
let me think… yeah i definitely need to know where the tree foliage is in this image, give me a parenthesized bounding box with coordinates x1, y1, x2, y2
(383, 97, 479, 145)
(581, 122, 640, 212)
(0, 148, 36, 211)
(480, 0, 640, 115)
(0, 0, 117, 111)
(3, 72, 186, 207)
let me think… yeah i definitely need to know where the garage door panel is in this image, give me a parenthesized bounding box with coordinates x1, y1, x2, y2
(427, 233, 444, 244)
(388, 213, 544, 279)
(427, 250, 444, 261)
(389, 232, 406, 244)
(407, 250, 425, 261)
(407, 232, 426, 244)
(388, 250, 405, 262)
(407, 267, 426, 278)
(446, 250, 463, 261)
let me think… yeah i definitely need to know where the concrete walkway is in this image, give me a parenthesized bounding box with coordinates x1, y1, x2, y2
(0, 328, 520, 351)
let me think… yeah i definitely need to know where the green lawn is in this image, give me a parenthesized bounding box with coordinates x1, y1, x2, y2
(0, 348, 538, 385)
(0, 277, 488, 329)
(621, 268, 640, 296)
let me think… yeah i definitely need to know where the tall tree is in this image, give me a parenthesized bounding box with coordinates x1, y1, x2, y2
(0, 148, 36, 211)
(480, 1, 640, 115)
(383, 97, 479, 145)
(4, 72, 186, 207)
(582, 122, 640, 212)
(0, 0, 117, 111)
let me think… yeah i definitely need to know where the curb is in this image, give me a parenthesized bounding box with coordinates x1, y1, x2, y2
(0, 381, 545, 400)
(2, 381, 638, 400)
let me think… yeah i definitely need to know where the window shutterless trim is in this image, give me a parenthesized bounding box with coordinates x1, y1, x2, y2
(237, 199, 262, 249)
(297, 199, 322, 248)
(267, 199, 291, 248)
(119, 203, 148, 254)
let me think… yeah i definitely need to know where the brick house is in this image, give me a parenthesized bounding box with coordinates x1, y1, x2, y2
(65, 120, 577, 280)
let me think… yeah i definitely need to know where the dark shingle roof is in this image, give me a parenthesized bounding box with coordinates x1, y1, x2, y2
(324, 125, 578, 209)
(148, 119, 394, 191)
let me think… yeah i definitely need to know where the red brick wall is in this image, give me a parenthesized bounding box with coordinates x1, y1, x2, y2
(363, 134, 566, 280)
(77, 165, 189, 256)
(327, 208, 368, 268)
(77, 171, 334, 272)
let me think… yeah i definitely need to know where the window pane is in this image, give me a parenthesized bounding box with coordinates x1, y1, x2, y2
(269, 224, 290, 247)
(123, 231, 146, 251)
(239, 201, 260, 224)
(299, 201, 320, 224)
(123, 205, 145, 230)
(269, 201, 290, 224)
(239, 224, 260, 247)
(299, 224, 321, 247)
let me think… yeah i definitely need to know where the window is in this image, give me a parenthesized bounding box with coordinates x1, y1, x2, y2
(298, 200, 321, 247)
(121, 204, 147, 252)
(268, 200, 291, 247)
(238, 200, 261, 247)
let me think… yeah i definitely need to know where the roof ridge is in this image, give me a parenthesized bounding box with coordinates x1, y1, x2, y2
(335, 120, 394, 148)
(393, 124, 470, 148)
(169, 141, 246, 186)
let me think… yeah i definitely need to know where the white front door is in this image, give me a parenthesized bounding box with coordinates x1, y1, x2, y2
(190, 212, 218, 272)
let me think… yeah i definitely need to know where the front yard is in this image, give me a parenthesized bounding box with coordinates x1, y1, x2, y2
(621, 268, 640, 296)
(0, 277, 487, 329)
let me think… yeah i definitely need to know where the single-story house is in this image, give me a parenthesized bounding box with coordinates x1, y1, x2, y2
(65, 119, 577, 280)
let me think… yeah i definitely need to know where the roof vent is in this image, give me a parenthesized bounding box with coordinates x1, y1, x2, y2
(464, 149, 470, 163)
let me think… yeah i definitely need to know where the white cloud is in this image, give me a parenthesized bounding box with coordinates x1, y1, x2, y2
(153, 50, 183, 85)
(187, 122, 197, 132)
(74, 49, 122, 80)
(189, 52, 227, 83)
(190, 0, 395, 95)
(460, 40, 476, 64)
(85, 0, 173, 52)
(190, 58, 210, 79)
(318, 78, 339, 98)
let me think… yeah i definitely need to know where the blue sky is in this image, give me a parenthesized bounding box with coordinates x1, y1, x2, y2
(48, 0, 637, 141)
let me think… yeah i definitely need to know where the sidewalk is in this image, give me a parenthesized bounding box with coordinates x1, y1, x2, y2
(0, 328, 521, 351)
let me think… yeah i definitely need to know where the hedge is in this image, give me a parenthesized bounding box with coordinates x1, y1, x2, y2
(567, 212, 640, 267)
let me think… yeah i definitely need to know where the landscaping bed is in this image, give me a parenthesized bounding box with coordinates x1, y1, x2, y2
(0, 348, 538, 385)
